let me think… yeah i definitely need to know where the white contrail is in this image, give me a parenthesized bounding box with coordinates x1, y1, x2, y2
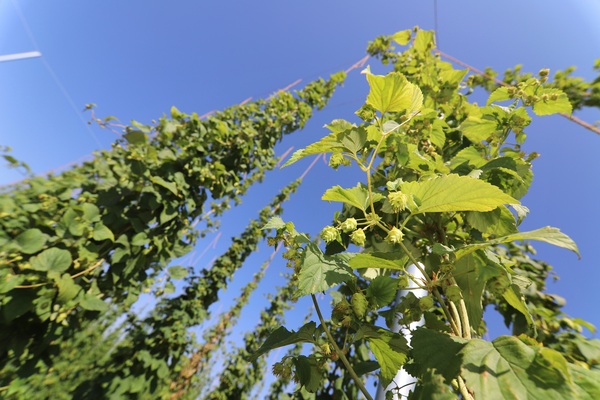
(0, 51, 41, 63)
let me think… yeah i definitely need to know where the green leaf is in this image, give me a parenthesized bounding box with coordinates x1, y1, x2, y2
(296, 243, 355, 296)
(293, 355, 323, 393)
(413, 29, 435, 52)
(282, 125, 367, 167)
(150, 176, 178, 195)
(56, 274, 81, 304)
(367, 332, 409, 385)
(123, 130, 147, 145)
(502, 284, 535, 328)
(92, 223, 115, 242)
(466, 206, 518, 236)
(362, 67, 423, 115)
(322, 184, 383, 212)
(249, 322, 317, 361)
(79, 293, 108, 311)
(411, 328, 467, 382)
(15, 228, 47, 254)
(454, 252, 502, 332)
(533, 88, 573, 116)
(131, 232, 149, 247)
(460, 336, 578, 399)
(262, 216, 286, 230)
(366, 276, 398, 308)
(30, 248, 72, 273)
(461, 114, 498, 143)
(168, 265, 188, 280)
(456, 226, 580, 260)
(569, 363, 600, 399)
(487, 87, 513, 105)
(390, 30, 411, 45)
(348, 252, 407, 271)
(401, 174, 517, 214)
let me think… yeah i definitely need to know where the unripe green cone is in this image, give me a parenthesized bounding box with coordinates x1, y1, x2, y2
(419, 295, 434, 311)
(351, 292, 368, 319)
(446, 285, 462, 302)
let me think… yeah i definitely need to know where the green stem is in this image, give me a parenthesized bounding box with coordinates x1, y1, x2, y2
(311, 295, 373, 400)
(447, 300, 463, 337)
(457, 376, 474, 400)
(397, 240, 462, 336)
(449, 277, 472, 339)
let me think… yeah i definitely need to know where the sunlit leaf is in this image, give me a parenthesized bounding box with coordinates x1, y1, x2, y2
(390, 30, 411, 45)
(362, 66, 423, 115)
(348, 252, 407, 271)
(533, 88, 573, 116)
(401, 174, 517, 214)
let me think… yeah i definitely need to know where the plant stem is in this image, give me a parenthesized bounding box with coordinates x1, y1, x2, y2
(457, 376, 474, 400)
(447, 300, 463, 337)
(311, 294, 373, 400)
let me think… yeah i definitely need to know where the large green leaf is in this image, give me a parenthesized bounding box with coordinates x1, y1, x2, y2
(367, 331, 409, 385)
(293, 355, 323, 393)
(14, 228, 47, 254)
(455, 226, 580, 260)
(296, 242, 355, 296)
(461, 115, 498, 143)
(348, 252, 407, 271)
(410, 328, 467, 382)
(249, 322, 317, 361)
(366, 276, 398, 308)
(401, 174, 517, 214)
(362, 67, 423, 115)
(29, 248, 72, 273)
(460, 336, 581, 399)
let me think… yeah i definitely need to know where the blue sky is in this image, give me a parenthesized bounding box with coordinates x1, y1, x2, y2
(1, 0, 599, 376)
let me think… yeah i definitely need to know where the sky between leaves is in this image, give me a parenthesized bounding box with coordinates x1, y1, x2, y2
(0, 0, 599, 354)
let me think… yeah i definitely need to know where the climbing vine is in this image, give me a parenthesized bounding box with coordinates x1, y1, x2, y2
(2, 25, 600, 400)
(0, 72, 345, 396)
(255, 28, 600, 399)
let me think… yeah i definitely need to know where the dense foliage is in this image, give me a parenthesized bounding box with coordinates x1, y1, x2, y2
(1, 26, 599, 399)
(0, 73, 345, 397)
(255, 28, 600, 399)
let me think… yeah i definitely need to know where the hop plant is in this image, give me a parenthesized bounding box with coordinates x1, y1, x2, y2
(388, 191, 410, 212)
(419, 295, 434, 311)
(446, 285, 463, 302)
(339, 218, 358, 233)
(355, 103, 377, 121)
(329, 153, 350, 169)
(351, 292, 368, 319)
(386, 227, 404, 244)
(350, 228, 366, 247)
(320, 226, 338, 243)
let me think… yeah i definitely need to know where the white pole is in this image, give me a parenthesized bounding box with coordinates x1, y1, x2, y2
(0, 51, 41, 63)
(375, 264, 427, 400)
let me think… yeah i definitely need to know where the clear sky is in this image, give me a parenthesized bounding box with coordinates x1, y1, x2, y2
(1, 0, 599, 379)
